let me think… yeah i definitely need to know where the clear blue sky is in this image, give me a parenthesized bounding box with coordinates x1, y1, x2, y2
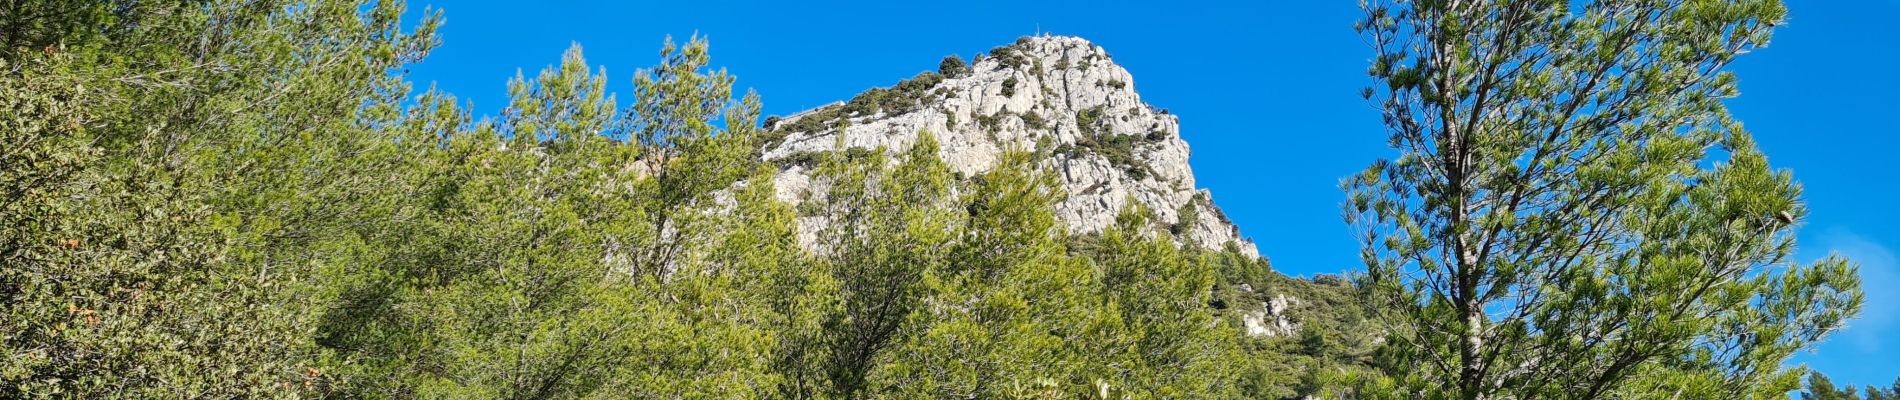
(402, 0, 1898, 388)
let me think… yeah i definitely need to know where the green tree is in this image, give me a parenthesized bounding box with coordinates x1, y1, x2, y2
(1070, 204, 1246, 399)
(1806, 371, 1864, 400)
(938, 55, 970, 77)
(1804, 371, 1900, 400)
(409, 45, 650, 399)
(316, 37, 790, 398)
(872, 148, 1099, 398)
(1340, 1, 1863, 398)
(718, 162, 834, 399)
(1877, 378, 1900, 400)
(797, 131, 961, 398)
(2, 0, 438, 396)
(607, 36, 784, 398)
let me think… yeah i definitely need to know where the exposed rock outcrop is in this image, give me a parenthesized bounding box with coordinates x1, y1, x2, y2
(761, 35, 1257, 257)
(1243, 294, 1303, 338)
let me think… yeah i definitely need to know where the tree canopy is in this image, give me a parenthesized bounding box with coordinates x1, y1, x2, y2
(0, 0, 1868, 399)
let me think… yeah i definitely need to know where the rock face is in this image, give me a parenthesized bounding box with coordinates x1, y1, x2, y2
(1243, 294, 1302, 338)
(762, 35, 1256, 257)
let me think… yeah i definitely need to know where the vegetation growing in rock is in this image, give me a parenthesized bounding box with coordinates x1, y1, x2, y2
(988, 41, 1032, 71)
(974, 110, 1010, 132)
(938, 54, 970, 77)
(762, 70, 952, 153)
(1171, 193, 1203, 236)
(1146, 127, 1171, 141)
(774, 150, 826, 169)
(1020, 111, 1049, 130)
(1065, 105, 1162, 181)
(843, 71, 944, 117)
(772, 107, 843, 135)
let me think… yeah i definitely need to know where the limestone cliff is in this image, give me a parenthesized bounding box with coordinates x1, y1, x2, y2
(761, 35, 1257, 257)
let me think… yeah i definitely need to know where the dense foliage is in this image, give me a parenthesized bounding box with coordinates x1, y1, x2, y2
(0, 0, 1350, 398)
(0, 0, 1868, 399)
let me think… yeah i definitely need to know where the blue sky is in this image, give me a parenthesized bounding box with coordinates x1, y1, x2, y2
(402, 0, 1898, 387)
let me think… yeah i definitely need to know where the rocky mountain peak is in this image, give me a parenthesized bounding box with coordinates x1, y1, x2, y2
(761, 35, 1258, 257)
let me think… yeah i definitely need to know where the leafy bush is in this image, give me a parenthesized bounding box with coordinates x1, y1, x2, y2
(840, 71, 944, 118)
(1020, 112, 1048, 130)
(1171, 195, 1202, 235)
(842, 88, 887, 116)
(1076, 105, 1106, 137)
(975, 110, 1010, 132)
(939, 55, 970, 77)
(1072, 106, 1152, 180)
(775, 151, 825, 168)
(1001, 76, 1019, 97)
(989, 44, 1031, 70)
(775, 106, 845, 136)
(764, 70, 952, 156)
(1053, 142, 1077, 158)
(899, 71, 943, 92)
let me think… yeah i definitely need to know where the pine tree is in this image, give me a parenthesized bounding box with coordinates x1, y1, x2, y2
(797, 131, 961, 398)
(1876, 378, 1900, 400)
(607, 36, 783, 398)
(316, 38, 791, 398)
(873, 148, 1099, 398)
(1803, 372, 1900, 400)
(1805, 371, 1863, 400)
(1071, 204, 1245, 398)
(1341, 1, 1864, 398)
(717, 163, 832, 398)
